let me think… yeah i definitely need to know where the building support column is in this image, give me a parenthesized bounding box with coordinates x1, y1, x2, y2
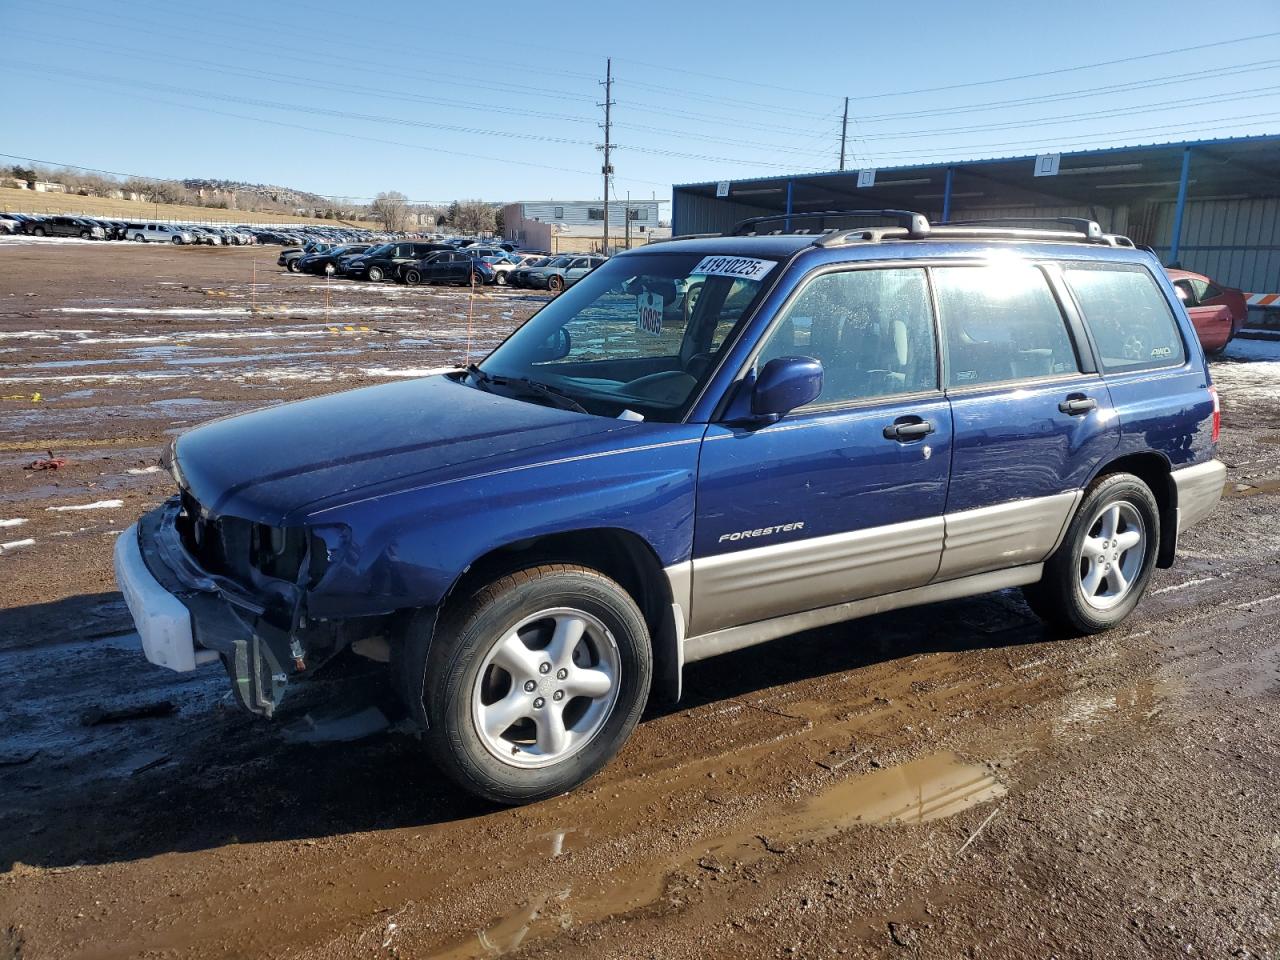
(785, 180, 793, 232)
(1169, 147, 1192, 265)
(941, 167, 954, 224)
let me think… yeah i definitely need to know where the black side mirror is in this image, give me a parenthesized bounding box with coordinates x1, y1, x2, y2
(749, 356, 823, 424)
(532, 327, 572, 363)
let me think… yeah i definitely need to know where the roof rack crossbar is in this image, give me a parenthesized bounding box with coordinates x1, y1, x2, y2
(730, 209, 930, 239)
(944, 216, 1104, 240)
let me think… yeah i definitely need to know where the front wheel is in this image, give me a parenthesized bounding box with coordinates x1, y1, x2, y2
(1022, 473, 1160, 635)
(407, 565, 653, 805)
(548, 274, 564, 293)
(33, 227, 46, 237)
(80, 230, 92, 240)
(287, 259, 301, 273)
(403, 269, 422, 286)
(496, 271, 509, 286)
(367, 265, 384, 282)
(171, 236, 182, 244)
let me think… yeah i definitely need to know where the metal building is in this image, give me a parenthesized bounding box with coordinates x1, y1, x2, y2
(672, 134, 1280, 304)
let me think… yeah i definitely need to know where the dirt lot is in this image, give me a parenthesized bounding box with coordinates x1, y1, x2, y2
(1, 239, 1278, 960)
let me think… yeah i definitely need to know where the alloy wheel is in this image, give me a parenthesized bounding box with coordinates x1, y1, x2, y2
(470, 608, 621, 769)
(1078, 501, 1146, 611)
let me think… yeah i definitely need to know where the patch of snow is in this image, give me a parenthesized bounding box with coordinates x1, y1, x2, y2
(0, 538, 35, 553)
(46, 499, 124, 512)
(0, 518, 28, 528)
(1222, 337, 1280, 361)
(127, 466, 163, 475)
(361, 366, 457, 378)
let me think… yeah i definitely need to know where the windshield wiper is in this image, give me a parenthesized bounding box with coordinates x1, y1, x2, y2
(511, 377, 589, 414)
(465, 363, 495, 390)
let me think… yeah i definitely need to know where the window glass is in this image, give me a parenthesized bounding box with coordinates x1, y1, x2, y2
(934, 264, 1080, 387)
(481, 252, 776, 422)
(1064, 263, 1186, 371)
(1173, 280, 1197, 306)
(757, 268, 937, 406)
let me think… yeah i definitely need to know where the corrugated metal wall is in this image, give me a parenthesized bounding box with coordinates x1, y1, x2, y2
(672, 193, 776, 235)
(675, 186, 1280, 294)
(1150, 198, 1280, 295)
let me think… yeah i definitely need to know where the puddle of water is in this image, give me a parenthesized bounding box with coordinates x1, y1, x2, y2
(421, 753, 1003, 959)
(801, 751, 1006, 825)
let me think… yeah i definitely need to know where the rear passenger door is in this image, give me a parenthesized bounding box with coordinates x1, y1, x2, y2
(934, 261, 1118, 581)
(691, 265, 952, 637)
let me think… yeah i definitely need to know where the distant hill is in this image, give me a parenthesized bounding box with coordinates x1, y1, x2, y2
(181, 179, 338, 211)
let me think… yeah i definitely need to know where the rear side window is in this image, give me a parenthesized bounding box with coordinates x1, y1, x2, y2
(934, 264, 1080, 387)
(757, 267, 937, 407)
(1064, 263, 1186, 371)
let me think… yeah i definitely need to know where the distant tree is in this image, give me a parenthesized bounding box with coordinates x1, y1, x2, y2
(451, 200, 497, 236)
(12, 166, 36, 184)
(371, 191, 410, 232)
(493, 206, 504, 234)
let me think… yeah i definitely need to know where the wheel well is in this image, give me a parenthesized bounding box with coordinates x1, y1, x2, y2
(441, 529, 679, 700)
(1092, 452, 1177, 568)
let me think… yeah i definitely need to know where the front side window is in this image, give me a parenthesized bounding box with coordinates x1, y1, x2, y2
(1064, 263, 1186, 371)
(756, 267, 937, 407)
(480, 252, 777, 422)
(934, 263, 1080, 387)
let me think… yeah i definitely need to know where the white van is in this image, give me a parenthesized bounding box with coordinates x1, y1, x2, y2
(128, 223, 194, 244)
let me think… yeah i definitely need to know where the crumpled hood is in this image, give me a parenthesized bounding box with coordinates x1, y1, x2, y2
(172, 375, 643, 525)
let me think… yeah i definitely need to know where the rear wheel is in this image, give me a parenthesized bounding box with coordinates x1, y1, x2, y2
(406, 565, 652, 805)
(1022, 473, 1160, 635)
(171, 236, 182, 244)
(367, 265, 385, 282)
(496, 271, 509, 286)
(80, 230, 92, 240)
(403, 269, 422, 286)
(33, 227, 46, 237)
(548, 274, 564, 293)
(132, 233, 144, 242)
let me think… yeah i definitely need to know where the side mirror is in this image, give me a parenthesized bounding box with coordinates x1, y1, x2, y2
(531, 327, 572, 363)
(750, 356, 823, 424)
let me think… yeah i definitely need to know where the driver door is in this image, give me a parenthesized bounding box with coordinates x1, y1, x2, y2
(689, 266, 952, 637)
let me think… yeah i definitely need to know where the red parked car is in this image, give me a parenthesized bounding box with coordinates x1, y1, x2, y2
(1166, 268, 1248, 355)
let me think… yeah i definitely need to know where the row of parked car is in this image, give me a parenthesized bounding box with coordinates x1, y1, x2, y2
(278, 238, 609, 292)
(0, 212, 389, 247)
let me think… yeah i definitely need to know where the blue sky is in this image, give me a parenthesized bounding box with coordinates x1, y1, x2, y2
(3, 0, 1279, 204)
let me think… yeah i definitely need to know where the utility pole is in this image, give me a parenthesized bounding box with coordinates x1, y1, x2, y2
(600, 58, 614, 255)
(625, 189, 631, 249)
(839, 96, 849, 171)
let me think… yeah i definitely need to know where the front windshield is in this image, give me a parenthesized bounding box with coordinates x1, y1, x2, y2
(479, 251, 778, 422)
(361, 243, 391, 257)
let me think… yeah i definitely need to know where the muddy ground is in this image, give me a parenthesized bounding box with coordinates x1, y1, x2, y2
(0, 239, 1278, 960)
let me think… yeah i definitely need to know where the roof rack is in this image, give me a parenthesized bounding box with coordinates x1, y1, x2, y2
(730, 209, 931, 239)
(660, 210, 1136, 249)
(944, 216, 1105, 239)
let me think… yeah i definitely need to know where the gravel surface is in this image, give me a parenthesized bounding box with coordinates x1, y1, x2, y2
(0, 240, 1277, 960)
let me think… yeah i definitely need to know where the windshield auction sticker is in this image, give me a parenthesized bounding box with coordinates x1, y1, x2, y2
(692, 255, 776, 282)
(636, 291, 664, 336)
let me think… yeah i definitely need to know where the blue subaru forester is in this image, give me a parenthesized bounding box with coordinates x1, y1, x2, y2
(115, 211, 1225, 804)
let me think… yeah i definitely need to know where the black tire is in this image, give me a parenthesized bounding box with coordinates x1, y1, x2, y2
(1022, 472, 1161, 635)
(468, 272, 481, 287)
(367, 265, 384, 282)
(287, 259, 301, 273)
(406, 564, 653, 805)
(496, 271, 509, 286)
(33, 227, 46, 237)
(80, 230, 91, 240)
(132, 233, 144, 242)
(548, 274, 564, 293)
(403, 269, 422, 286)
(171, 235, 182, 244)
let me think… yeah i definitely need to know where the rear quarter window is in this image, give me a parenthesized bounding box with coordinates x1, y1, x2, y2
(1064, 263, 1186, 372)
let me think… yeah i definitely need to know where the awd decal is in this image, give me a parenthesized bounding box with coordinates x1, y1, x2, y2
(719, 522, 804, 543)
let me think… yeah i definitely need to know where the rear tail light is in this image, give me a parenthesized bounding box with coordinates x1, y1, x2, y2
(1209, 385, 1221, 443)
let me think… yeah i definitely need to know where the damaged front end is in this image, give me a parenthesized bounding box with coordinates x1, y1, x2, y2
(121, 495, 366, 717)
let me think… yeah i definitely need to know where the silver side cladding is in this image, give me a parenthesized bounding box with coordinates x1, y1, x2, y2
(935, 491, 1081, 581)
(1173, 459, 1227, 532)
